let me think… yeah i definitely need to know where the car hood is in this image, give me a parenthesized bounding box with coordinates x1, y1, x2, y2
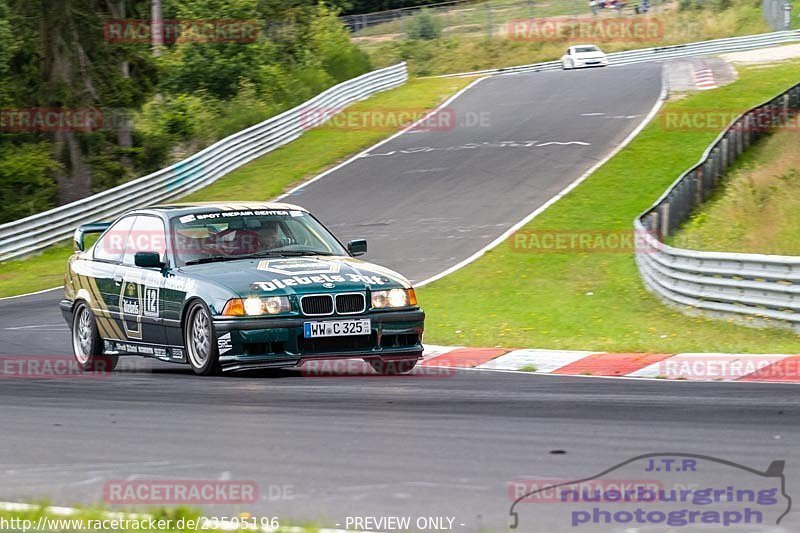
(177, 255, 413, 297)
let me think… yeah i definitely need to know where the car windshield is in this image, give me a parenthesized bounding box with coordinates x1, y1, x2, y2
(170, 209, 348, 266)
(575, 46, 600, 53)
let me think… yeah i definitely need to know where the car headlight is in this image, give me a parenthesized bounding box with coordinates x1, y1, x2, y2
(222, 296, 291, 316)
(371, 288, 417, 309)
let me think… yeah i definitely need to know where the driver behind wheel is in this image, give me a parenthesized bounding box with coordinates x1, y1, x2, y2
(257, 221, 283, 252)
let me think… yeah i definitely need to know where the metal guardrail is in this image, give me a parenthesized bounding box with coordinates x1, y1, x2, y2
(634, 82, 800, 331)
(0, 63, 408, 262)
(437, 30, 800, 77)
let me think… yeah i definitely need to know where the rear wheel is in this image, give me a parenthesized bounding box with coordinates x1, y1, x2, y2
(185, 301, 221, 376)
(71, 302, 118, 372)
(367, 358, 418, 375)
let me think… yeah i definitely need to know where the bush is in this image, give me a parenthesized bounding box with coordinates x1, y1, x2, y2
(406, 9, 443, 40)
(0, 142, 58, 223)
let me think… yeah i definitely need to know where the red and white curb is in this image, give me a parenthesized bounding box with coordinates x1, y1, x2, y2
(693, 65, 717, 90)
(421, 346, 800, 383)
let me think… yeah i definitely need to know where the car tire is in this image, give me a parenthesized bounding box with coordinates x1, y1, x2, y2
(185, 301, 221, 376)
(367, 358, 418, 375)
(71, 301, 118, 372)
(563, 59, 573, 70)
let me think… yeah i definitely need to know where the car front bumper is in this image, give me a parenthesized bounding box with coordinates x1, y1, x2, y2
(576, 59, 608, 67)
(212, 309, 425, 371)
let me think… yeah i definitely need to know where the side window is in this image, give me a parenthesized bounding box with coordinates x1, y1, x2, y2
(93, 216, 136, 263)
(123, 216, 167, 266)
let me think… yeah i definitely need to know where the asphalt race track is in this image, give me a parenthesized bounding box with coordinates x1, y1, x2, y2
(3, 63, 799, 532)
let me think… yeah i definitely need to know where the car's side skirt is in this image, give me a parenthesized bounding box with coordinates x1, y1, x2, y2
(102, 338, 187, 364)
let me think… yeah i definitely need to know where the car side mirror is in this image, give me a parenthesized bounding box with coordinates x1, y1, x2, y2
(134, 251, 164, 269)
(347, 239, 367, 257)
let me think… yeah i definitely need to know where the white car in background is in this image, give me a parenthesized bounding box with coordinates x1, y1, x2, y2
(561, 45, 609, 70)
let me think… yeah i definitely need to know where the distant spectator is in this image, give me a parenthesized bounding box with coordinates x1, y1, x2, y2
(590, 0, 599, 14)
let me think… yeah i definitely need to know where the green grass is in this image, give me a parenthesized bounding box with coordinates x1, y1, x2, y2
(361, 0, 771, 76)
(0, 244, 72, 298)
(417, 60, 800, 353)
(671, 125, 800, 254)
(0, 77, 473, 299)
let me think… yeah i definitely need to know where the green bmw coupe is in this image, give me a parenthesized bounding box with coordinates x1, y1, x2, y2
(61, 202, 425, 375)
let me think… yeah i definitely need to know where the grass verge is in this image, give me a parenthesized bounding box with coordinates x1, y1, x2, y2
(417, 60, 800, 353)
(671, 125, 800, 254)
(0, 76, 473, 298)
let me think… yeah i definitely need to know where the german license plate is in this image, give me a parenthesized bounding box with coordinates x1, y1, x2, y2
(303, 319, 371, 338)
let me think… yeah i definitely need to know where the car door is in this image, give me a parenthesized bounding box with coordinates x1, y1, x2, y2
(88, 215, 136, 341)
(116, 215, 169, 348)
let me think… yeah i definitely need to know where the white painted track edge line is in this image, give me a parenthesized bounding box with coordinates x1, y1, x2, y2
(0, 286, 60, 301)
(275, 76, 488, 201)
(416, 69, 669, 287)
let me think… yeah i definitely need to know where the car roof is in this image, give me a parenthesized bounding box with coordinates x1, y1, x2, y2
(131, 202, 309, 218)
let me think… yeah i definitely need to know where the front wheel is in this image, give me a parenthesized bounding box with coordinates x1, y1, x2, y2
(367, 358, 418, 375)
(71, 302, 118, 372)
(562, 59, 573, 70)
(185, 301, 221, 376)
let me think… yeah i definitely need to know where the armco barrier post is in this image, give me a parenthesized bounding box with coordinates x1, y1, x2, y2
(712, 147, 721, 183)
(694, 168, 704, 205)
(742, 113, 752, 149)
(720, 137, 729, 173)
(734, 127, 743, 158)
(702, 164, 711, 199)
(659, 202, 670, 238)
